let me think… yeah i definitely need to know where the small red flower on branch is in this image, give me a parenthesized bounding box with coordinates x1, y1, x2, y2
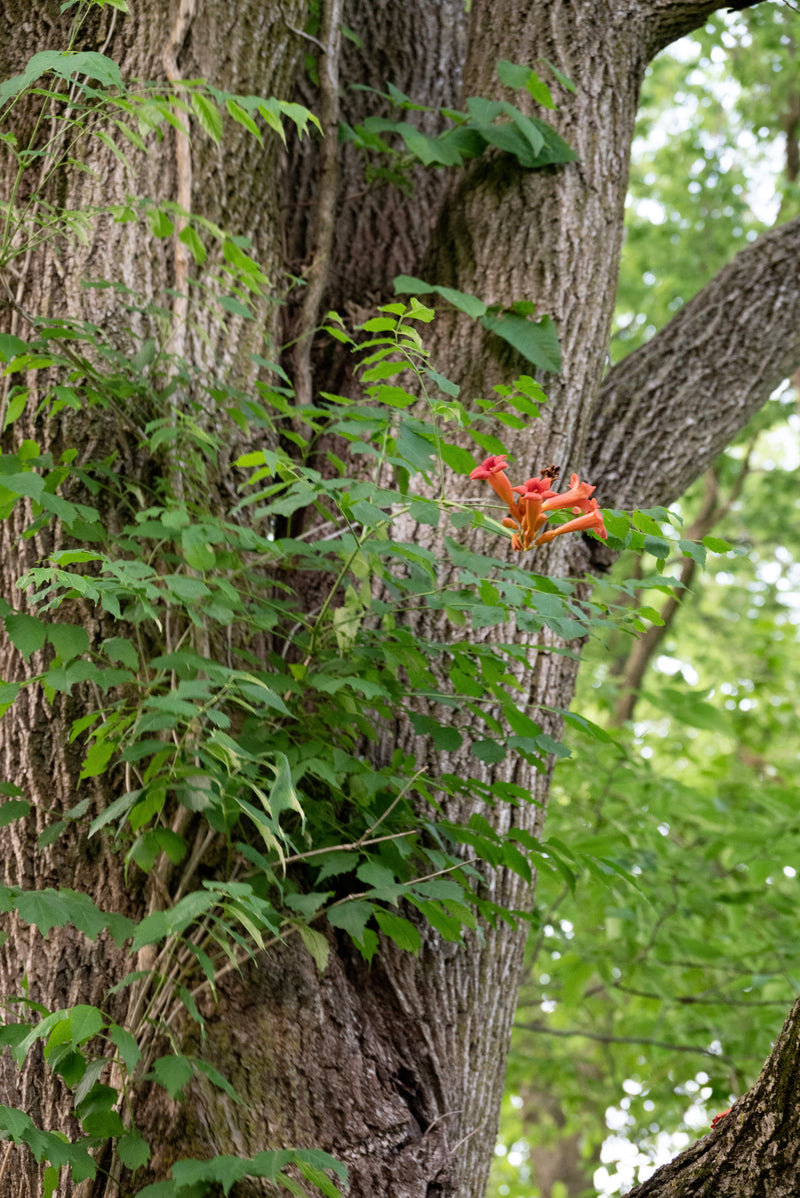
(469, 454, 517, 513)
(536, 500, 607, 544)
(469, 456, 607, 552)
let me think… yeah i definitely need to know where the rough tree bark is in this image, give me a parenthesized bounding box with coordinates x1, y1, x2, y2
(0, 2, 798, 1197)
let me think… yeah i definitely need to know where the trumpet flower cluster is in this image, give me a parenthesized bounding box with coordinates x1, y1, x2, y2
(469, 454, 607, 552)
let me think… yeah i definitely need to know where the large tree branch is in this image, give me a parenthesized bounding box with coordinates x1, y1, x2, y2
(643, 1, 764, 57)
(585, 214, 800, 510)
(626, 995, 800, 1197)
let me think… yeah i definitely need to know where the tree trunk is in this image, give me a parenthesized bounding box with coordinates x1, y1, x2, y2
(1, 2, 798, 1198)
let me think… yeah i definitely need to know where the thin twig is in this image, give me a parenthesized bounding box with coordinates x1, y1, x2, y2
(284, 20, 326, 51)
(515, 1020, 735, 1062)
(281, 828, 419, 868)
(448, 1120, 486, 1156)
(359, 768, 426, 841)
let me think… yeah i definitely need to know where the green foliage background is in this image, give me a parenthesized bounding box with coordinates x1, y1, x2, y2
(490, 6, 800, 1195)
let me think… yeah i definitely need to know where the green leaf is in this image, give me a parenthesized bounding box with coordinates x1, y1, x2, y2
(659, 688, 734, 736)
(0, 334, 26, 361)
(540, 56, 577, 93)
(393, 275, 487, 318)
(146, 207, 174, 238)
(356, 861, 396, 889)
(496, 59, 534, 90)
(193, 1058, 245, 1106)
(396, 424, 435, 473)
(48, 623, 90, 662)
(67, 1005, 104, 1046)
(425, 367, 459, 396)
(155, 827, 187, 864)
(703, 535, 733, 553)
(4, 613, 46, 657)
(2, 389, 27, 431)
(315, 851, 357, 883)
(109, 1023, 141, 1073)
(497, 60, 555, 107)
(368, 384, 416, 409)
(102, 636, 138, 670)
(225, 97, 262, 140)
(412, 899, 464, 943)
(181, 525, 217, 570)
(89, 790, 139, 836)
(296, 1160, 346, 1198)
(179, 224, 207, 265)
(643, 533, 671, 558)
(297, 925, 330, 974)
(0, 1103, 97, 1180)
(76, 1083, 124, 1137)
(534, 733, 570, 758)
(219, 295, 253, 319)
(374, 908, 421, 953)
(472, 739, 506, 764)
(0, 50, 123, 105)
(480, 312, 561, 372)
(95, 126, 134, 175)
(0, 799, 30, 826)
(45, 659, 98, 695)
(12, 888, 116, 941)
(408, 500, 441, 526)
(431, 725, 463, 752)
(267, 752, 304, 822)
(131, 890, 215, 949)
(151, 1054, 194, 1100)
(163, 574, 212, 601)
(191, 92, 223, 142)
(171, 1154, 249, 1195)
(117, 1131, 150, 1170)
(678, 538, 707, 565)
(327, 900, 375, 951)
(439, 443, 478, 474)
(12, 891, 77, 939)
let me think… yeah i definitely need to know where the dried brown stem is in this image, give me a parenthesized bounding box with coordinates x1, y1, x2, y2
(162, 0, 196, 367)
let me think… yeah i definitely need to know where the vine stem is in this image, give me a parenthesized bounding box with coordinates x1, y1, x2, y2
(0, 1142, 12, 1189)
(292, 0, 342, 408)
(162, 0, 196, 368)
